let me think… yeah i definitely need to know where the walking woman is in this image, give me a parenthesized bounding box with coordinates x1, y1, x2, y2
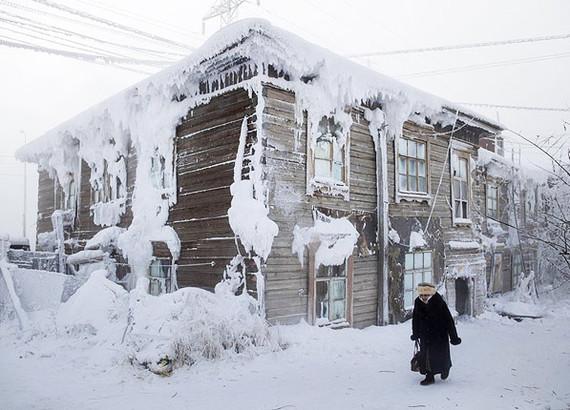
(411, 283, 462, 385)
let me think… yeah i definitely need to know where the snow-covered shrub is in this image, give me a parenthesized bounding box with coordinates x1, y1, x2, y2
(126, 286, 276, 374)
(57, 269, 128, 338)
(513, 270, 538, 304)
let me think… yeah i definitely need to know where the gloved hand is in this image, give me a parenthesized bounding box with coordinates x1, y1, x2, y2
(450, 336, 462, 345)
(410, 334, 419, 341)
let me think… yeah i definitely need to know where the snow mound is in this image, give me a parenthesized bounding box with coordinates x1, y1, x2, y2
(491, 300, 545, 319)
(126, 286, 275, 373)
(57, 270, 128, 338)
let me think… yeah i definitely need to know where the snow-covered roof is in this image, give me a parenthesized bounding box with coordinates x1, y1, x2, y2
(17, 18, 502, 163)
(13, 19, 505, 286)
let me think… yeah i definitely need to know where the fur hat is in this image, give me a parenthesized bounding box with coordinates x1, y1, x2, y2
(417, 282, 436, 296)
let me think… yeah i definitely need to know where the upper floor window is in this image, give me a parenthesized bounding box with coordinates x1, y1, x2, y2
(452, 151, 470, 221)
(308, 116, 349, 199)
(314, 135, 345, 181)
(398, 138, 427, 194)
(486, 184, 498, 219)
(313, 117, 346, 182)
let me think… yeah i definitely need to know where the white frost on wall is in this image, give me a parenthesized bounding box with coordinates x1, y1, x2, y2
(409, 230, 427, 251)
(91, 199, 126, 227)
(388, 228, 400, 244)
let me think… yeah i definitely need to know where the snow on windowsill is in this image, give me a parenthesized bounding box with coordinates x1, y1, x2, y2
(90, 198, 127, 227)
(453, 217, 472, 226)
(308, 177, 349, 201)
(396, 191, 431, 203)
(447, 240, 480, 251)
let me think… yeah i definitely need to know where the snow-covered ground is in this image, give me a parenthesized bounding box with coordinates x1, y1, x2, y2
(1, 286, 569, 410)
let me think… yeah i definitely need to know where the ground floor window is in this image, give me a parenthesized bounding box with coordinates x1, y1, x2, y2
(404, 251, 433, 309)
(512, 252, 522, 290)
(309, 255, 353, 327)
(149, 258, 171, 296)
(315, 262, 347, 325)
(490, 252, 503, 293)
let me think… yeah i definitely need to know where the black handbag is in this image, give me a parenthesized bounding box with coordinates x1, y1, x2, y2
(410, 340, 421, 372)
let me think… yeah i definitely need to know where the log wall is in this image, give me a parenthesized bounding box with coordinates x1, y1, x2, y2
(169, 88, 257, 290)
(262, 84, 378, 328)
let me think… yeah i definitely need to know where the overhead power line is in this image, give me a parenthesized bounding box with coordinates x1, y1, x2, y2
(0, 0, 189, 51)
(397, 50, 570, 79)
(30, 0, 193, 50)
(0, 8, 186, 59)
(349, 33, 570, 58)
(0, 38, 161, 73)
(458, 103, 570, 112)
(74, 0, 203, 42)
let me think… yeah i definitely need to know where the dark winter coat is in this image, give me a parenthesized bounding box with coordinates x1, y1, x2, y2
(411, 292, 461, 375)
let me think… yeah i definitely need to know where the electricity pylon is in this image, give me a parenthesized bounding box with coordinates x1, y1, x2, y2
(202, 0, 260, 34)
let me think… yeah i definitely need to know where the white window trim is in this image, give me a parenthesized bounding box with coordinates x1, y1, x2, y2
(306, 116, 351, 201)
(403, 250, 433, 310)
(395, 135, 431, 203)
(451, 144, 473, 225)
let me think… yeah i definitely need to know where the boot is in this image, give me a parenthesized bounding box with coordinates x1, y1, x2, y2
(441, 369, 449, 380)
(420, 373, 435, 386)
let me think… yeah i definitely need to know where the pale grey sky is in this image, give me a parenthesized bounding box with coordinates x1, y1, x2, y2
(1, 0, 569, 241)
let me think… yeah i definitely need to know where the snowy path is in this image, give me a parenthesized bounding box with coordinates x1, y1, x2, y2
(1, 304, 569, 410)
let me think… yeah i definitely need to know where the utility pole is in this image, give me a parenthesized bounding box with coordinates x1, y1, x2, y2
(20, 130, 27, 239)
(202, 0, 260, 34)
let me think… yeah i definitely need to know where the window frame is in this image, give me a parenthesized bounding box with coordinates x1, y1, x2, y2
(91, 158, 125, 205)
(307, 116, 350, 200)
(511, 252, 522, 291)
(148, 257, 171, 296)
(451, 147, 472, 224)
(308, 251, 353, 327)
(486, 183, 499, 220)
(403, 250, 433, 310)
(396, 136, 430, 199)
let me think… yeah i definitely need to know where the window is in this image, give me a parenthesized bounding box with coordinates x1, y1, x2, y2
(489, 253, 503, 293)
(452, 152, 470, 220)
(151, 149, 169, 190)
(511, 252, 522, 291)
(314, 136, 345, 181)
(149, 258, 171, 296)
(398, 138, 427, 194)
(486, 184, 498, 219)
(312, 117, 346, 182)
(315, 262, 348, 326)
(404, 251, 433, 309)
(308, 116, 349, 199)
(92, 159, 124, 204)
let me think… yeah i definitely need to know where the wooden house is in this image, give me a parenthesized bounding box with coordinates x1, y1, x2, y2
(477, 146, 541, 298)
(17, 19, 505, 327)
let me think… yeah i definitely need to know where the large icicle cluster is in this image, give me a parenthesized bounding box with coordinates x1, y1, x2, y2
(292, 211, 359, 269)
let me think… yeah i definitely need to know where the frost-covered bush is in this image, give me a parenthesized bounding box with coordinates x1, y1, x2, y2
(126, 286, 276, 374)
(57, 269, 128, 338)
